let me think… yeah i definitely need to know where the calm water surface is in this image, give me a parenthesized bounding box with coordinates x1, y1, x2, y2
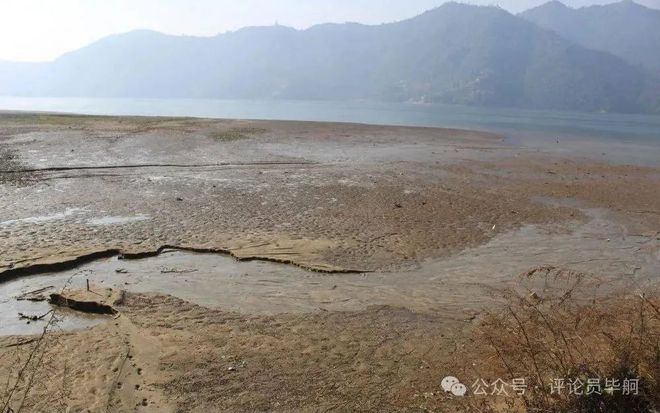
(1, 96, 658, 146)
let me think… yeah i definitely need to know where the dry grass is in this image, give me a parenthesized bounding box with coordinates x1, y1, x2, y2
(209, 127, 267, 141)
(0, 147, 33, 186)
(0, 277, 77, 413)
(464, 268, 659, 412)
(0, 313, 71, 413)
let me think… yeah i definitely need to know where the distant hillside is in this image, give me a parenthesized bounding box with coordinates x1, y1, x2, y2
(0, 3, 656, 113)
(522, 0, 660, 73)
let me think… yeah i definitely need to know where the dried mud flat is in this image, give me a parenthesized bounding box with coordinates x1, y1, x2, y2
(0, 112, 659, 412)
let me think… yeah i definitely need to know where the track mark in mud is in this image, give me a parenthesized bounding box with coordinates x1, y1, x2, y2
(0, 161, 318, 174)
(0, 245, 368, 283)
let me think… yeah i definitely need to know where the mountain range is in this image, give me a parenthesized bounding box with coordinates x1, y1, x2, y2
(1, 1, 658, 114)
(522, 0, 660, 73)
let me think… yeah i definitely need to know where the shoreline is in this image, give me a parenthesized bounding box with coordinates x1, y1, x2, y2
(3, 107, 660, 168)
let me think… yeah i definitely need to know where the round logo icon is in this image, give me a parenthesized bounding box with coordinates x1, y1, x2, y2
(441, 376, 460, 392)
(450, 382, 467, 396)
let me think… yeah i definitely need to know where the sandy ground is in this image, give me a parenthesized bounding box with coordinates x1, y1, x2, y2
(0, 112, 658, 412)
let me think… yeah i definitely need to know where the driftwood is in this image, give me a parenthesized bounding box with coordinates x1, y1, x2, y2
(160, 267, 198, 274)
(48, 293, 117, 315)
(15, 286, 54, 302)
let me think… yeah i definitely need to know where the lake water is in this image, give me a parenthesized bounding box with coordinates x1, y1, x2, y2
(1, 96, 659, 146)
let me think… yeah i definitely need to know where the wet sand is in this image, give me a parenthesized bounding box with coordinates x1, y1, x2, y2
(0, 112, 658, 412)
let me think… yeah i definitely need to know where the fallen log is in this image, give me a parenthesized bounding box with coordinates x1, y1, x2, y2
(48, 293, 117, 315)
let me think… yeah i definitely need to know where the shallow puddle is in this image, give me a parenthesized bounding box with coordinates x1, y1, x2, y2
(0, 290, 108, 336)
(86, 214, 150, 225)
(0, 251, 330, 335)
(0, 208, 84, 226)
(2, 203, 657, 337)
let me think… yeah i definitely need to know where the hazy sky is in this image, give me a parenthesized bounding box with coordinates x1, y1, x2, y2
(1, 0, 658, 62)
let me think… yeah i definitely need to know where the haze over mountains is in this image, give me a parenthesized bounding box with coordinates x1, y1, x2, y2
(522, 0, 660, 73)
(1, 1, 658, 114)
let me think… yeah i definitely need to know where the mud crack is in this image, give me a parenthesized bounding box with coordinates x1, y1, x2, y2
(0, 160, 318, 174)
(0, 245, 367, 284)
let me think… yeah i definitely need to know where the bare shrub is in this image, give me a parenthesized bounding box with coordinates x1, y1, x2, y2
(470, 268, 659, 412)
